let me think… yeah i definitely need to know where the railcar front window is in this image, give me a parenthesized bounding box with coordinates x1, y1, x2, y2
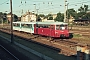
(56, 25, 67, 30)
(60, 25, 65, 30)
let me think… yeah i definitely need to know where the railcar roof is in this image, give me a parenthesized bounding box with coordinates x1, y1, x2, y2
(13, 22, 36, 24)
(36, 22, 68, 25)
(13, 22, 68, 25)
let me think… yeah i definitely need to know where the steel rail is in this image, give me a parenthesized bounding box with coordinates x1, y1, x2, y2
(0, 44, 19, 60)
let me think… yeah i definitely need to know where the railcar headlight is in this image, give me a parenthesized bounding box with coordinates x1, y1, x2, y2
(55, 32, 58, 34)
(61, 31, 64, 32)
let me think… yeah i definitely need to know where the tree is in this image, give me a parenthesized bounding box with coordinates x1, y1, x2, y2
(78, 5, 88, 13)
(47, 14, 53, 20)
(82, 13, 90, 19)
(13, 14, 18, 22)
(75, 12, 86, 19)
(84, 5, 88, 12)
(0, 12, 3, 20)
(66, 9, 77, 19)
(36, 14, 41, 21)
(47, 14, 52, 16)
(54, 12, 64, 22)
(38, 14, 45, 17)
(0, 12, 7, 24)
(48, 16, 53, 20)
(77, 5, 89, 19)
(78, 6, 84, 12)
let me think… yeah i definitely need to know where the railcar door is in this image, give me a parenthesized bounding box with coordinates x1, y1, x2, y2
(34, 24, 38, 34)
(36, 24, 38, 34)
(50, 25, 55, 37)
(31, 24, 34, 33)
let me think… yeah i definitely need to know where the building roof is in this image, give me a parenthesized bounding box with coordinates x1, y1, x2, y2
(22, 12, 35, 17)
(13, 21, 36, 24)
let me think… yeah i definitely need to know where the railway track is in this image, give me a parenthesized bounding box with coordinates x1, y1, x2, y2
(69, 26, 90, 38)
(0, 26, 78, 60)
(0, 44, 19, 60)
(0, 27, 89, 56)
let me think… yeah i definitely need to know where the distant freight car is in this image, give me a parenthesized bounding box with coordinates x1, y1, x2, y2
(13, 22, 69, 38)
(73, 19, 90, 26)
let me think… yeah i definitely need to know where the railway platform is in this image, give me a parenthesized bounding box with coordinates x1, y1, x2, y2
(0, 35, 46, 60)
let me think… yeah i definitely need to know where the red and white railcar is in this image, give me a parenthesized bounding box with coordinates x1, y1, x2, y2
(34, 22, 69, 38)
(13, 21, 69, 38)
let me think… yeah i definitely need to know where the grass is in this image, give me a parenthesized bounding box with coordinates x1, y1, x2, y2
(73, 34, 82, 38)
(73, 33, 90, 41)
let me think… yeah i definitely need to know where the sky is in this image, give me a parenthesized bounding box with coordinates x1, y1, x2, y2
(0, 0, 90, 17)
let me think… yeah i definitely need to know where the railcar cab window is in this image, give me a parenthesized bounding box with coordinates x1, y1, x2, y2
(56, 24, 67, 30)
(60, 24, 65, 30)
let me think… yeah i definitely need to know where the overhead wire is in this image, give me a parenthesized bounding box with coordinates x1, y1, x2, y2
(68, 0, 90, 6)
(39, 0, 90, 14)
(36, 0, 89, 11)
(1, 0, 89, 15)
(0, 0, 9, 5)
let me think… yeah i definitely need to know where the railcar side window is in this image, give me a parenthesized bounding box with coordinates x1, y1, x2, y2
(50, 25, 54, 29)
(22, 24, 30, 28)
(56, 25, 60, 30)
(48, 25, 50, 28)
(30, 24, 32, 28)
(13, 23, 16, 26)
(65, 25, 68, 29)
(43, 25, 49, 28)
(37, 24, 50, 28)
(37, 24, 42, 28)
(13, 23, 20, 27)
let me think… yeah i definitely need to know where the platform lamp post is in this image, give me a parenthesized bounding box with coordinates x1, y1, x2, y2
(36, 9, 39, 22)
(64, 0, 67, 22)
(33, 4, 37, 22)
(10, 0, 14, 43)
(33, 4, 36, 14)
(66, 3, 70, 30)
(67, 3, 69, 24)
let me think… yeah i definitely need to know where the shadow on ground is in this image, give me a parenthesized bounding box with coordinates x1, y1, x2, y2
(69, 33, 73, 39)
